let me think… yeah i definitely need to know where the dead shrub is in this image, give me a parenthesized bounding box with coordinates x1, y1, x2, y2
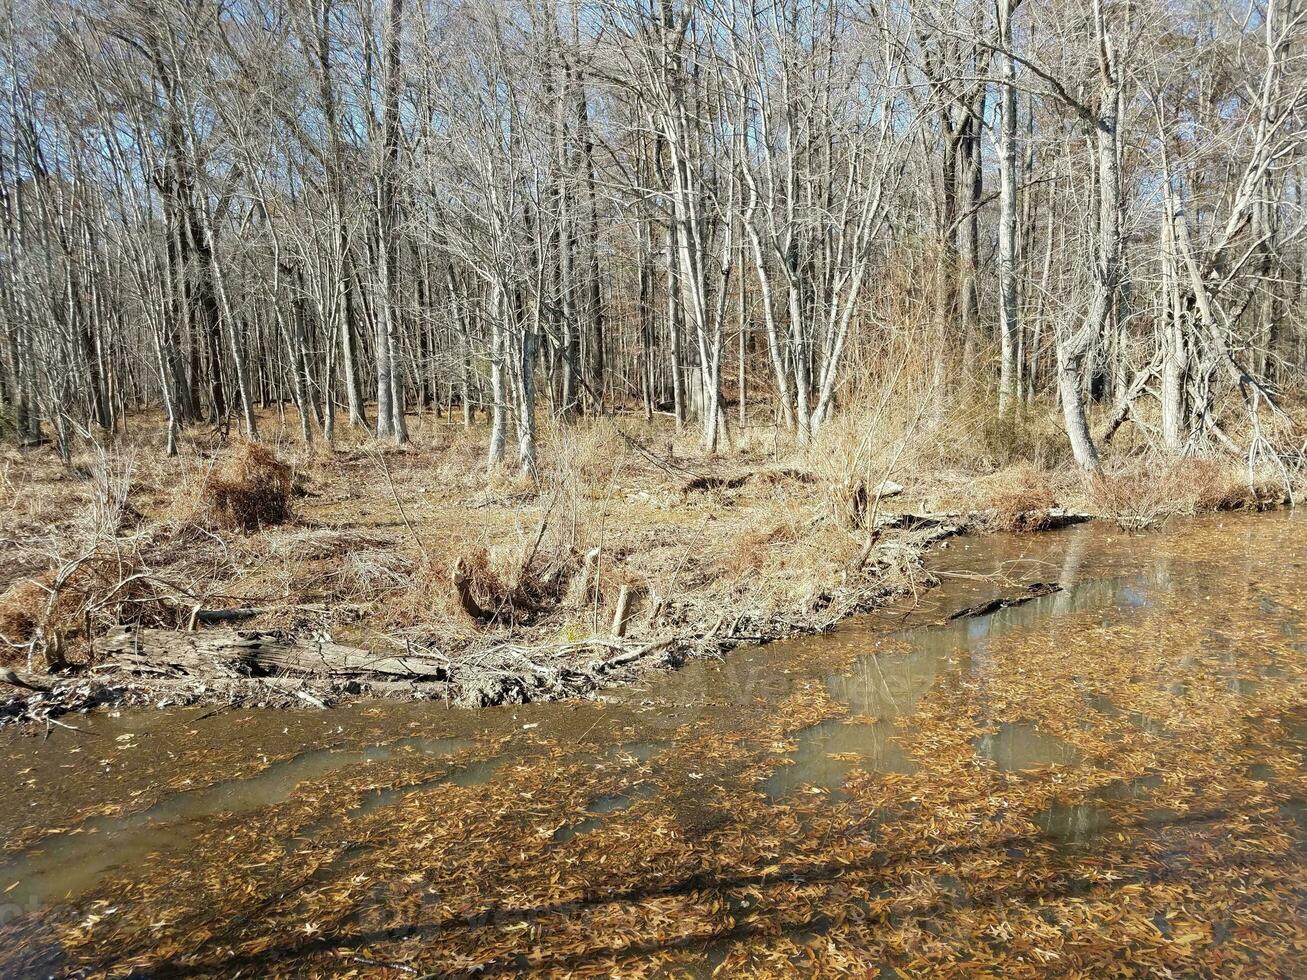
(1180, 457, 1272, 512)
(752, 468, 817, 489)
(204, 441, 295, 531)
(484, 468, 538, 503)
(431, 429, 489, 490)
(716, 519, 805, 578)
(909, 382, 1075, 474)
(445, 535, 581, 626)
(545, 417, 631, 489)
(80, 446, 143, 538)
(0, 553, 181, 669)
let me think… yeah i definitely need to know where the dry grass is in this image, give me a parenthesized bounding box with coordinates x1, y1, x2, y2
(0, 397, 1299, 690)
(713, 506, 807, 579)
(1090, 455, 1281, 527)
(967, 463, 1060, 531)
(0, 551, 184, 669)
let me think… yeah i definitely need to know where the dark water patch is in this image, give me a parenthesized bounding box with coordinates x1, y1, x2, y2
(1098, 773, 1164, 800)
(1118, 585, 1149, 608)
(974, 722, 1080, 771)
(350, 755, 505, 819)
(827, 647, 945, 721)
(1036, 775, 1183, 846)
(0, 736, 473, 914)
(1083, 694, 1169, 736)
(1037, 801, 1108, 844)
(1227, 677, 1263, 696)
(763, 718, 915, 802)
(552, 785, 657, 843)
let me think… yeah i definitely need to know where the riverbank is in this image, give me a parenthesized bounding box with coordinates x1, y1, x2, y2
(0, 410, 1295, 724)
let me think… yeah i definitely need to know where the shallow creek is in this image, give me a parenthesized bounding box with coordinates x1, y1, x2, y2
(1, 512, 1305, 975)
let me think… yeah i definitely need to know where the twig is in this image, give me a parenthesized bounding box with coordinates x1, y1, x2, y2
(372, 449, 428, 558)
(350, 956, 418, 975)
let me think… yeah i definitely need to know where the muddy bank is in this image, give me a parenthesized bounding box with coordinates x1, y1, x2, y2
(2, 509, 979, 722)
(0, 502, 1259, 725)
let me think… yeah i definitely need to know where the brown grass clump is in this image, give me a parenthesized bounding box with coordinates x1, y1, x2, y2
(449, 546, 514, 622)
(373, 546, 466, 637)
(0, 578, 51, 662)
(971, 463, 1058, 531)
(716, 519, 805, 579)
(543, 416, 633, 491)
(204, 441, 295, 531)
(1091, 456, 1274, 527)
(438, 534, 581, 627)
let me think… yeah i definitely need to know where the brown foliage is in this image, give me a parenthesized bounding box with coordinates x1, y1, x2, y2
(973, 463, 1058, 531)
(441, 538, 582, 627)
(0, 553, 180, 669)
(716, 520, 805, 579)
(1091, 456, 1276, 527)
(203, 441, 295, 532)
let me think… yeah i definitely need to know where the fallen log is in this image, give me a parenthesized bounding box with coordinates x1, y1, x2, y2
(589, 638, 677, 674)
(100, 626, 450, 682)
(191, 607, 260, 627)
(947, 582, 1062, 620)
(0, 667, 57, 692)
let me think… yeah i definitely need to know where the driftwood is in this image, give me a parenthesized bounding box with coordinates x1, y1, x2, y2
(191, 607, 260, 627)
(88, 625, 681, 710)
(100, 626, 450, 682)
(947, 582, 1062, 620)
(0, 667, 56, 692)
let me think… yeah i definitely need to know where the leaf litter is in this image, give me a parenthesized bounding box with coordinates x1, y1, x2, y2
(0, 514, 1304, 975)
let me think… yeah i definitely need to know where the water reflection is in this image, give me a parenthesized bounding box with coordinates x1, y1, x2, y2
(553, 785, 656, 843)
(974, 722, 1080, 770)
(763, 718, 915, 800)
(3, 513, 1305, 976)
(783, 570, 1140, 793)
(1035, 775, 1170, 845)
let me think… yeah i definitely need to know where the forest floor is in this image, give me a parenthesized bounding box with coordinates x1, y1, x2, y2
(0, 402, 1297, 722)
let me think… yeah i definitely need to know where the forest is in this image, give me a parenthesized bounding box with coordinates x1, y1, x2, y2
(2, 3, 1307, 974)
(0, 0, 1302, 475)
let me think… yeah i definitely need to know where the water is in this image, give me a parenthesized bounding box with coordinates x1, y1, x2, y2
(552, 785, 657, 843)
(763, 717, 916, 801)
(0, 512, 1304, 975)
(0, 736, 473, 911)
